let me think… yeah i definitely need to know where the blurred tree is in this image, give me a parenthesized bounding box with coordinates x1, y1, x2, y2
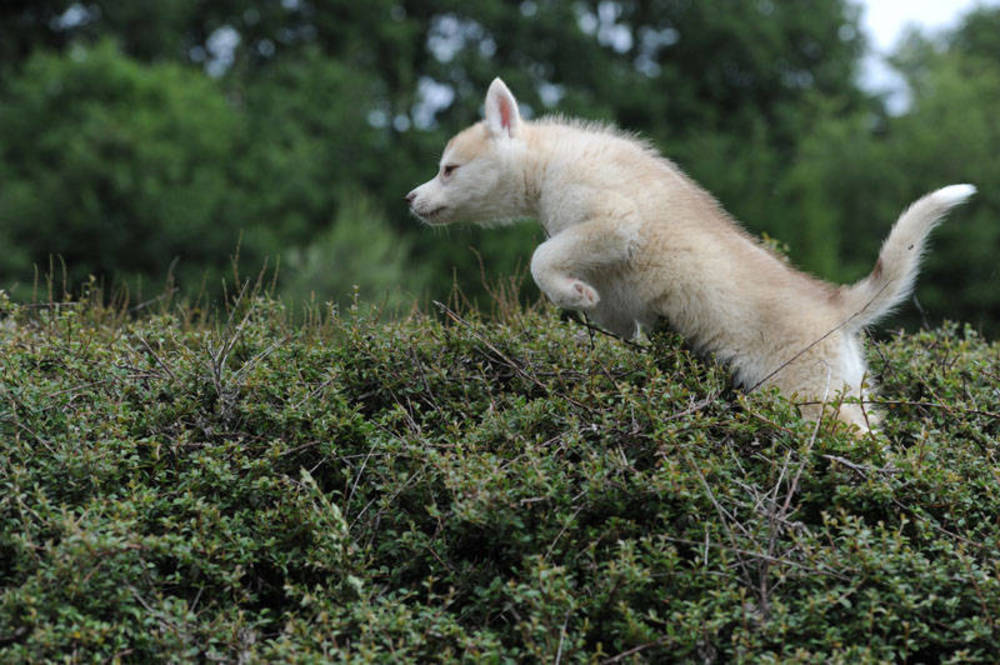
(233, 46, 385, 249)
(0, 41, 253, 297)
(781, 12, 1000, 333)
(0, 1, 996, 332)
(279, 191, 424, 312)
(894, 55, 1000, 331)
(0, 2, 72, 71)
(6, 4, 869, 222)
(950, 5, 1000, 62)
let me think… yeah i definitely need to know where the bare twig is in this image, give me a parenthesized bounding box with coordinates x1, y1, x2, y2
(682, 452, 755, 590)
(746, 282, 891, 393)
(291, 375, 337, 410)
(554, 609, 572, 665)
(567, 312, 649, 351)
(544, 505, 585, 563)
(138, 335, 177, 383)
(600, 638, 670, 664)
(870, 399, 999, 421)
(661, 536, 849, 581)
(821, 454, 900, 476)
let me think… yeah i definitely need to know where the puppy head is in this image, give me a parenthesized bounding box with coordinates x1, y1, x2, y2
(406, 78, 527, 226)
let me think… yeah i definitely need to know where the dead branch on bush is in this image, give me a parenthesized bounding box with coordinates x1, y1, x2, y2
(600, 637, 671, 664)
(681, 389, 827, 621)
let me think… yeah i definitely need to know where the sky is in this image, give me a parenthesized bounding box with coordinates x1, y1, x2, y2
(857, 0, 1000, 111)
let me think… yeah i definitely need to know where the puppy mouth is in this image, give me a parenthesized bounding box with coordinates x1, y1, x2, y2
(415, 205, 448, 222)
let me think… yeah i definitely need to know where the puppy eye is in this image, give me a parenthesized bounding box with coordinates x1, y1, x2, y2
(442, 164, 459, 177)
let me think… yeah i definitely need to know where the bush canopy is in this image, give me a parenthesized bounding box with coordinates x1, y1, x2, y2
(2, 288, 999, 663)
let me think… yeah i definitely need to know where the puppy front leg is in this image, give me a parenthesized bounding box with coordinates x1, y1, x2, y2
(530, 219, 632, 311)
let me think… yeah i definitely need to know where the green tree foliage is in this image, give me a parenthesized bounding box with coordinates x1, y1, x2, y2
(950, 5, 1000, 62)
(0, 40, 249, 297)
(0, 0, 871, 306)
(234, 46, 388, 249)
(0, 39, 434, 305)
(0, 1, 997, 331)
(280, 191, 423, 312)
(780, 11, 1000, 332)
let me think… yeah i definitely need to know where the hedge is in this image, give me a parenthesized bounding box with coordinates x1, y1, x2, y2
(1, 286, 999, 663)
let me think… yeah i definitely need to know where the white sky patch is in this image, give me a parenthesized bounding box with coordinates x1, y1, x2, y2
(412, 76, 456, 129)
(857, 0, 1000, 113)
(205, 25, 240, 78)
(538, 82, 565, 107)
(577, 1, 633, 53)
(635, 25, 679, 77)
(367, 108, 389, 129)
(52, 3, 92, 30)
(428, 14, 493, 63)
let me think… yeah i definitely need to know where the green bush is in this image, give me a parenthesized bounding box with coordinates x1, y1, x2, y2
(278, 192, 427, 314)
(1, 287, 999, 663)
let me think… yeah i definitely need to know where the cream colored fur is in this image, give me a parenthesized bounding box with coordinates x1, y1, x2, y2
(406, 78, 976, 431)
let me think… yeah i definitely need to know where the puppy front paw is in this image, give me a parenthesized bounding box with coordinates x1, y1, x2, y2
(546, 278, 600, 310)
(571, 280, 600, 307)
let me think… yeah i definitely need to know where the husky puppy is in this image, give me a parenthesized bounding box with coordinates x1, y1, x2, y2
(407, 77, 975, 430)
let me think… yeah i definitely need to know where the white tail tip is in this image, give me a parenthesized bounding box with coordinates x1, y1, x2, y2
(934, 183, 977, 206)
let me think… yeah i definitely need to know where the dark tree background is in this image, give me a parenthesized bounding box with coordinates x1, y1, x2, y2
(1, 1, 998, 332)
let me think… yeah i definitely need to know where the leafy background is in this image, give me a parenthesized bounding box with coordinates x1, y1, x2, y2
(0, 1, 998, 331)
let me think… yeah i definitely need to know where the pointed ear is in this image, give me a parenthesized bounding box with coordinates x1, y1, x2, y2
(484, 77, 521, 139)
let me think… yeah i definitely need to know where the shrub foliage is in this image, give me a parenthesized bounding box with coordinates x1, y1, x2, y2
(1, 288, 999, 663)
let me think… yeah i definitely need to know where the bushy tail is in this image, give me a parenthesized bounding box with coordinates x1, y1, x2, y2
(840, 184, 976, 329)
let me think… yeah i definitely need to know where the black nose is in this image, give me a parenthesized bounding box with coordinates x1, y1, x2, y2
(405, 192, 416, 205)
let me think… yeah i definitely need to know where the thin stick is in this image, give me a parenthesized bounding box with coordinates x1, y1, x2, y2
(746, 282, 891, 393)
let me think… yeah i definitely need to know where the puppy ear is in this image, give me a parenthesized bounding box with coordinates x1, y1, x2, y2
(484, 77, 521, 139)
